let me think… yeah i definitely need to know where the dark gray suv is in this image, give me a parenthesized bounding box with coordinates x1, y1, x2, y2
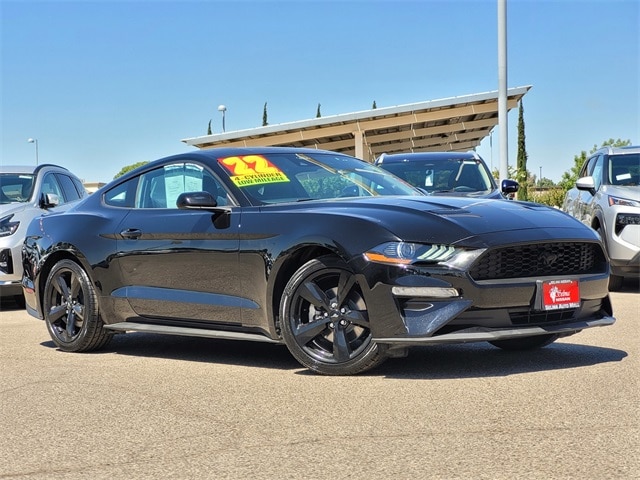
(1, 164, 88, 306)
(375, 151, 519, 199)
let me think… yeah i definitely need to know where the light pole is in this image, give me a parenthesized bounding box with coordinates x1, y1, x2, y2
(27, 138, 39, 165)
(217, 105, 227, 132)
(539, 166, 542, 186)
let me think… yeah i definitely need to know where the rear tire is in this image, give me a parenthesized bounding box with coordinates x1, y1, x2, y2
(43, 259, 113, 352)
(489, 334, 558, 351)
(280, 255, 387, 375)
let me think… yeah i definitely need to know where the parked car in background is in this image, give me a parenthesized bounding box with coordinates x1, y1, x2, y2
(562, 145, 640, 290)
(1, 164, 87, 306)
(22, 147, 614, 375)
(374, 151, 519, 199)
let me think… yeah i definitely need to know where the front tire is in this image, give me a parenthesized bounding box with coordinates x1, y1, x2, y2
(280, 256, 387, 375)
(43, 259, 113, 352)
(489, 334, 558, 351)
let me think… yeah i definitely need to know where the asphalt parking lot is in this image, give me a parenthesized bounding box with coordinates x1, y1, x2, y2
(1, 278, 638, 480)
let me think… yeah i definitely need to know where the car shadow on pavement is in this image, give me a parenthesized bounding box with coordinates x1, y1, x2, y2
(40, 332, 627, 379)
(41, 333, 301, 371)
(372, 341, 628, 379)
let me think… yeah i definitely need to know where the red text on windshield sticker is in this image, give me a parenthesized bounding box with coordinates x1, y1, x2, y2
(218, 155, 289, 187)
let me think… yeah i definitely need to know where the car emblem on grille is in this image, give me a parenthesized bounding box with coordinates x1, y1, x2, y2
(540, 252, 559, 266)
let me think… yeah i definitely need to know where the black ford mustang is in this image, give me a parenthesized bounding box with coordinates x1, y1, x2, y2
(22, 147, 615, 375)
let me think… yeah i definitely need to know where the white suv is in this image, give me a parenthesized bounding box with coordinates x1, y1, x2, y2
(562, 145, 640, 290)
(1, 164, 88, 306)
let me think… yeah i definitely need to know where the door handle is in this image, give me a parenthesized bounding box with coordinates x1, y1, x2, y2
(120, 228, 142, 239)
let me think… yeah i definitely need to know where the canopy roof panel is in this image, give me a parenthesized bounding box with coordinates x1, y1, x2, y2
(182, 86, 531, 162)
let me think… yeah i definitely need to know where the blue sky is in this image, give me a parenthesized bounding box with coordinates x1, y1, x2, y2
(2, 0, 638, 183)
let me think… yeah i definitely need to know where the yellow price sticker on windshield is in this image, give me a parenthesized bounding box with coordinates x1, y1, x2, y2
(218, 155, 290, 187)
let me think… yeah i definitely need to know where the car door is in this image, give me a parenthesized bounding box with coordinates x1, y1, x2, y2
(576, 155, 603, 225)
(112, 162, 245, 325)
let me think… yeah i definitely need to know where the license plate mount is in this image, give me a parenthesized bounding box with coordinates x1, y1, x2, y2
(534, 279, 581, 311)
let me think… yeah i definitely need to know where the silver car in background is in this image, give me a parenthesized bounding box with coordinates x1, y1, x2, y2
(0, 164, 87, 306)
(562, 145, 640, 290)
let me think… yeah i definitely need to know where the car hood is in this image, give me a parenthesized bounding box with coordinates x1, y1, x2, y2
(0, 202, 30, 219)
(602, 184, 640, 202)
(425, 189, 503, 199)
(281, 196, 592, 245)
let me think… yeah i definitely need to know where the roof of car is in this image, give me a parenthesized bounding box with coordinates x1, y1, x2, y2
(595, 145, 640, 156)
(0, 164, 71, 175)
(375, 151, 481, 164)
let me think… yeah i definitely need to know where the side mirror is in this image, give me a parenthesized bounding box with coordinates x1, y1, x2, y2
(575, 176, 596, 194)
(40, 193, 60, 209)
(501, 179, 519, 195)
(176, 191, 218, 209)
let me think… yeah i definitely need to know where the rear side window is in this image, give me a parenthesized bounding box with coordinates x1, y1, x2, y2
(55, 174, 83, 202)
(104, 176, 138, 208)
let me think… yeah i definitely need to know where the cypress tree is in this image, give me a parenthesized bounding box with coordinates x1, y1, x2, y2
(516, 100, 528, 201)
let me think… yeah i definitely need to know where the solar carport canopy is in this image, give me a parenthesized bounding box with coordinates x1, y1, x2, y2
(182, 86, 531, 162)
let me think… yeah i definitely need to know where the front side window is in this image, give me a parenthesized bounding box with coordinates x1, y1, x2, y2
(103, 163, 229, 209)
(41, 173, 64, 200)
(591, 156, 604, 190)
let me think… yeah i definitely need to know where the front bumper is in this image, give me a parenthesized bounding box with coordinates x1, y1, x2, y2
(0, 246, 23, 297)
(374, 316, 615, 345)
(360, 257, 614, 346)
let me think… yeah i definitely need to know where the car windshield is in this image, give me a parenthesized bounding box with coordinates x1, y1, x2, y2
(216, 152, 421, 205)
(0, 174, 35, 204)
(381, 158, 495, 194)
(608, 154, 640, 186)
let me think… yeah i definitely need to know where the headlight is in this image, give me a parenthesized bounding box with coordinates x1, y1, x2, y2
(0, 214, 20, 237)
(364, 241, 458, 265)
(608, 195, 640, 207)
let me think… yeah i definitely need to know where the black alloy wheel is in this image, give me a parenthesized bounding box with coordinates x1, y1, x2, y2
(43, 259, 112, 352)
(280, 255, 387, 375)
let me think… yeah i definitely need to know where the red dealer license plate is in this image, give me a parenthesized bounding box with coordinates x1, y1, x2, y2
(541, 279, 581, 311)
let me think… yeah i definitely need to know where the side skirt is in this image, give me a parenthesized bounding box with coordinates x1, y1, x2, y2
(104, 322, 283, 344)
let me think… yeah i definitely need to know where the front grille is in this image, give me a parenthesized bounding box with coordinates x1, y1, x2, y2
(469, 242, 606, 281)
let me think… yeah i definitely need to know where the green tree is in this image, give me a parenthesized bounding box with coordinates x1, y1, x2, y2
(492, 164, 517, 181)
(537, 177, 555, 188)
(262, 102, 268, 126)
(535, 188, 566, 208)
(207, 119, 212, 135)
(516, 100, 528, 201)
(114, 161, 149, 179)
(316, 103, 321, 118)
